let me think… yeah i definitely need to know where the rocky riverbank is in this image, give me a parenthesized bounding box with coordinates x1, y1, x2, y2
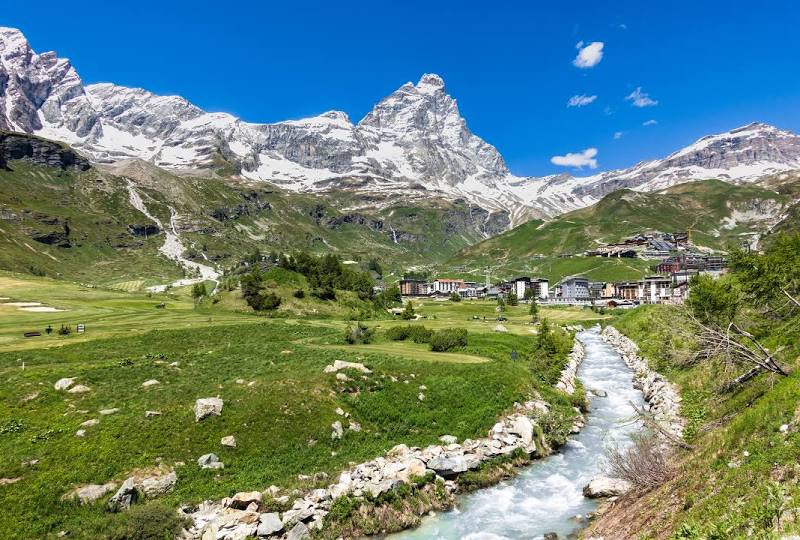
(180, 337, 587, 540)
(600, 325, 684, 439)
(556, 338, 586, 395)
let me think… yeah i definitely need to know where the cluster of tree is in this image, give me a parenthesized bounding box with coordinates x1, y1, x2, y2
(373, 285, 401, 310)
(276, 252, 374, 300)
(240, 268, 282, 311)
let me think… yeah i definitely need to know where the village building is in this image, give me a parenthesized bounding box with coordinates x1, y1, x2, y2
(638, 275, 672, 304)
(556, 276, 590, 301)
(399, 279, 427, 297)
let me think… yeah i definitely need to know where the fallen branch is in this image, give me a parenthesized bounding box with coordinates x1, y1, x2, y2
(629, 401, 693, 451)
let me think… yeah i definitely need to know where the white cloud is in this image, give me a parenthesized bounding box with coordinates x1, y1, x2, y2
(551, 147, 598, 169)
(613, 131, 624, 139)
(626, 87, 658, 107)
(603, 105, 615, 116)
(573, 41, 604, 68)
(643, 119, 658, 126)
(567, 94, 597, 107)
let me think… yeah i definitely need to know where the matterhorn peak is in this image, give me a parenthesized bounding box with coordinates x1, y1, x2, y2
(416, 73, 446, 93)
(0, 27, 30, 53)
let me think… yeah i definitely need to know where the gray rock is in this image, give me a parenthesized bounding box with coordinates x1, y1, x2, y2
(54, 377, 76, 391)
(194, 397, 223, 421)
(67, 384, 91, 394)
(109, 477, 137, 510)
(256, 512, 283, 536)
(64, 482, 117, 504)
(139, 470, 177, 497)
(197, 453, 224, 469)
(221, 435, 237, 447)
(439, 435, 458, 444)
(286, 521, 310, 540)
(426, 455, 468, 478)
(331, 421, 343, 440)
(582, 476, 632, 498)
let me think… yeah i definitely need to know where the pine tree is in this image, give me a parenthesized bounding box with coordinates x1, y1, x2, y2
(529, 297, 539, 323)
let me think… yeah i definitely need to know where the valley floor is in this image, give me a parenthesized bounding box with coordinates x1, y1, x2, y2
(0, 272, 599, 539)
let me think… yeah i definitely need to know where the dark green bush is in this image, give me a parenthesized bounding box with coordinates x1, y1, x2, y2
(385, 325, 433, 343)
(109, 503, 189, 540)
(429, 328, 468, 352)
(344, 322, 375, 344)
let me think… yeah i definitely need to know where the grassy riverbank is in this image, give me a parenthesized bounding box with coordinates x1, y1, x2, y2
(587, 298, 800, 538)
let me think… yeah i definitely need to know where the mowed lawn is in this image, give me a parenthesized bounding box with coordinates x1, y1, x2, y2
(0, 313, 578, 538)
(0, 272, 259, 352)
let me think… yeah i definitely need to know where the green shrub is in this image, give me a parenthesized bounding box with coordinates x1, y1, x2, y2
(344, 322, 375, 344)
(385, 326, 411, 341)
(109, 503, 189, 540)
(385, 325, 433, 343)
(430, 328, 468, 352)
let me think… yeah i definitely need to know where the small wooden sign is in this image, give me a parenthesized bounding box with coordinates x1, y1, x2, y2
(76, 324, 86, 334)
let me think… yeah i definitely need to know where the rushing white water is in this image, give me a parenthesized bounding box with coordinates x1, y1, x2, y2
(124, 179, 220, 292)
(391, 327, 646, 540)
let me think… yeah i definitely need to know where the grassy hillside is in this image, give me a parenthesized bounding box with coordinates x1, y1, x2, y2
(446, 179, 796, 279)
(0, 142, 499, 287)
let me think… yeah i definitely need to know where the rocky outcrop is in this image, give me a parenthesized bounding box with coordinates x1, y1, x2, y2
(556, 339, 586, 395)
(0, 131, 90, 171)
(601, 326, 684, 439)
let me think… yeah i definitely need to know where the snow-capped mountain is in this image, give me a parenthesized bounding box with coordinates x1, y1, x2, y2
(2, 26, 800, 226)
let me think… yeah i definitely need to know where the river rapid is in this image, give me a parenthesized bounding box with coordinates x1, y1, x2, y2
(391, 326, 646, 540)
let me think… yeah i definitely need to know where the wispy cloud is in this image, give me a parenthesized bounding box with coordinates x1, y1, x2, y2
(567, 94, 597, 107)
(604, 105, 615, 116)
(613, 131, 624, 139)
(626, 87, 658, 107)
(573, 41, 604, 68)
(551, 147, 598, 169)
(643, 119, 658, 126)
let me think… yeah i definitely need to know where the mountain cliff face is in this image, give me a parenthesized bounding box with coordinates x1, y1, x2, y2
(2, 26, 800, 225)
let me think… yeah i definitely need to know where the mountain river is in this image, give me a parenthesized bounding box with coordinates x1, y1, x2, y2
(390, 326, 646, 540)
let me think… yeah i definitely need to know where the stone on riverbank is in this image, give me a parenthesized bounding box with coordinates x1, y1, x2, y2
(582, 476, 631, 498)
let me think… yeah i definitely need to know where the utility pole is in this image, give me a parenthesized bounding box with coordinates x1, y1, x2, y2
(484, 266, 491, 288)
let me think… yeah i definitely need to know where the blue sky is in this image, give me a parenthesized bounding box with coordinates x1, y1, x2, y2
(5, 0, 800, 176)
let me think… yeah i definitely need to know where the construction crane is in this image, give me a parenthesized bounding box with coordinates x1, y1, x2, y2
(686, 225, 694, 245)
(484, 266, 492, 288)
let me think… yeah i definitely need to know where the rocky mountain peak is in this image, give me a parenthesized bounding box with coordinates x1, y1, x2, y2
(416, 73, 446, 93)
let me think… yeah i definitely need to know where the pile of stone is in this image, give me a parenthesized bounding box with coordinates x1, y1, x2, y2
(182, 399, 557, 539)
(600, 326, 684, 439)
(555, 339, 586, 395)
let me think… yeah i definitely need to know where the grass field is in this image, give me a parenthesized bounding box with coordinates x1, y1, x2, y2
(0, 272, 258, 352)
(0, 272, 592, 539)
